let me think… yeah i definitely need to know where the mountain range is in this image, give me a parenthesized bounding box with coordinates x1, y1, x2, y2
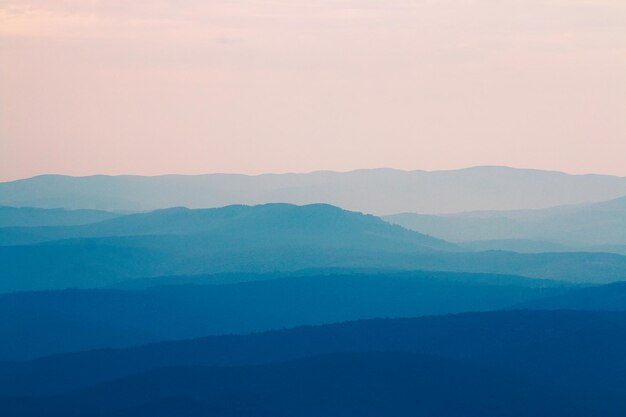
(2, 166, 626, 214)
(2, 310, 626, 416)
(3, 166, 626, 416)
(0, 270, 571, 360)
(2, 203, 626, 292)
(385, 195, 626, 250)
(6, 352, 624, 417)
(0, 206, 120, 227)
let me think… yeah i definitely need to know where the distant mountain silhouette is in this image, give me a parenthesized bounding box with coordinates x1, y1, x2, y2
(2, 169, 624, 416)
(0, 206, 119, 227)
(0, 203, 454, 250)
(1, 310, 625, 404)
(2, 238, 626, 293)
(0, 271, 570, 360)
(0, 243, 162, 291)
(385, 195, 626, 247)
(2, 167, 626, 214)
(459, 239, 574, 253)
(2, 204, 626, 292)
(4, 351, 624, 417)
(519, 281, 626, 310)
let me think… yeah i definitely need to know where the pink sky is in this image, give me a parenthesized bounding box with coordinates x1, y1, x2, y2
(1, 0, 625, 181)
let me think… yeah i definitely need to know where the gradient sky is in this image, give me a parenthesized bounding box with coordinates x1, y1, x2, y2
(1, 1, 625, 181)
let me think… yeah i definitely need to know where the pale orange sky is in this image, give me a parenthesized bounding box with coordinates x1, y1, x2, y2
(1, 0, 625, 181)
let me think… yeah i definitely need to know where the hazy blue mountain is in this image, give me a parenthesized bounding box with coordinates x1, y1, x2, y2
(105, 267, 557, 289)
(460, 239, 575, 253)
(0, 243, 163, 291)
(2, 240, 626, 292)
(587, 244, 626, 256)
(5, 351, 623, 417)
(0, 203, 455, 291)
(3, 172, 624, 417)
(109, 271, 292, 288)
(2, 167, 626, 214)
(2, 204, 625, 292)
(0, 206, 120, 227)
(385, 195, 626, 247)
(0, 271, 570, 360)
(461, 240, 626, 255)
(1, 311, 625, 400)
(0, 203, 454, 250)
(519, 281, 626, 310)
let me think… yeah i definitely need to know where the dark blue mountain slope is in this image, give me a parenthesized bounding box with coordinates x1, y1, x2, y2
(0, 271, 570, 360)
(1, 310, 625, 398)
(4, 352, 625, 417)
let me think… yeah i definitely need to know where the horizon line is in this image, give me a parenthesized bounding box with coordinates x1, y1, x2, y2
(3, 165, 626, 183)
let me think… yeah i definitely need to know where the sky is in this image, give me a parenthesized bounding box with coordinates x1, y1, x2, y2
(1, 0, 625, 181)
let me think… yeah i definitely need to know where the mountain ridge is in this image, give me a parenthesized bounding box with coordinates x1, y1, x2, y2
(0, 203, 455, 251)
(5, 351, 622, 417)
(2, 310, 625, 400)
(385, 194, 626, 247)
(0, 270, 571, 360)
(3, 166, 626, 214)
